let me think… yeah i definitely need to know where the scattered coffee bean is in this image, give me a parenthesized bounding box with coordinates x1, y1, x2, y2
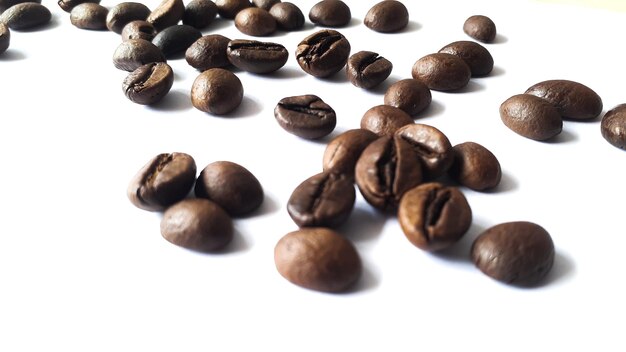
(296, 29, 351, 78)
(58, 0, 99, 13)
(438, 40, 494, 77)
(183, 0, 217, 29)
(274, 227, 361, 293)
(122, 62, 174, 105)
(215, 0, 250, 19)
(463, 15, 497, 43)
(70, 3, 108, 30)
(121, 20, 156, 41)
(525, 79, 603, 120)
(186, 34, 231, 71)
(191, 68, 243, 115)
(471, 221, 555, 286)
(500, 94, 563, 141)
(0, 22, 9, 54)
(346, 51, 392, 89)
(268, 2, 303, 31)
(152, 24, 202, 58)
(360, 105, 413, 137)
(147, 0, 184, 31)
(601, 104, 626, 150)
(364, 0, 409, 33)
(395, 123, 454, 180)
(0, 0, 40, 13)
(252, 0, 279, 11)
(0, 2, 50, 30)
(383, 78, 432, 116)
(106, 2, 151, 34)
(274, 95, 336, 139)
(112, 39, 166, 72)
(322, 129, 378, 178)
(449, 142, 501, 191)
(234, 7, 276, 36)
(308, 0, 350, 27)
(412, 53, 471, 91)
(226, 39, 288, 74)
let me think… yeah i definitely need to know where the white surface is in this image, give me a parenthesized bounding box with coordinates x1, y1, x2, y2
(1, 0, 625, 350)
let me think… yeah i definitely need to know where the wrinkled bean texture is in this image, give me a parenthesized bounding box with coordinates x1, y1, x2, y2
(186, 34, 231, 71)
(384, 78, 432, 116)
(0, 0, 41, 13)
(463, 15, 496, 43)
(449, 142, 501, 191)
(601, 104, 626, 150)
(70, 3, 108, 30)
(364, 0, 408, 33)
(394, 123, 454, 180)
(0, 2, 51, 30)
(525, 79, 603, 120)
(500, 94, 563, 141)
(121, 20, 156, 41)
(322, 129, 378, 177)
(308, 0, 351, 27)
(360, 105, 413, 137)
(106, 2, 151, 34)
(183, 0, 217, 29)
(112, 39, 166, 72)
(0, 23, 10, 54)
(412, 53, 471, 91)
(274, 95, 336, 139)
(122, 62, 174, 105)
(346, 51, 392, 89)
(226, 39, 288, 74)
(58, 0, 100, 13)
(295, 29, 351, 78)
(438, 41, 494, 77)
(147, 0, 185, 31)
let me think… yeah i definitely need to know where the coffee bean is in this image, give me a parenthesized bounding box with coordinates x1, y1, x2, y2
(274, 227, 361, 293)
(234, 7, 276, 36)
(106, 2, 150, 34)
(161, 198, 233, 252)
(122, 62, 174, 105)
(121, 20, 156, 41)
(215, 0, 250, 19)
(360, 105, 413, 137)
(364, 0, 409, 33)
(186, 34, 231, 71)
(0, 2, 50, 30)
(147, 0, 184, 31)
(296, 29, 351, 78)
(191, 68, 243, 115)
(269, 2, 303, 31)
(127, 152, 197, 212)
(0, 23, 9, 55)
(194, 161, 264, 216)
(308, 0, 350, 27)
(322, 129, 378, 178)
(411, 53, 471, 91)
(463, 15, 496, 43)
(525, 80, 603, 120)
(449, 142, 501, 191)
(346, 51, 392, 89)
(287, 171, 355, 228)
(601, 104, 626, 150)
(395, 123, 453, 179)
(182, 0, 217, 29)
(226, 39, 287, 74)
(500, 94, 563, 141)
(274, 95, 336, 139)
(112, 39, 166, 72)
(252, 0, 279, 11)
(152, 24, 202, 59)
(58, 0, 99, 13)
(355, 135, 423, 211)
(383, 78, 432, 116)
(70, 3, 108, 30)
(398, 182, 472, 251)
(471, 221, 555, 286)
(438, 41, 494, 77)
(0, 0, 40, 13)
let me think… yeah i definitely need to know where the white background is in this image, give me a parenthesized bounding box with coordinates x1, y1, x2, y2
(1, 0, 625, 350)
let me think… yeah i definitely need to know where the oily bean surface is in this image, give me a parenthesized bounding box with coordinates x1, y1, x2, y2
(106, 2, 150, 34)
(360, 105, 413, 137)
(601, 104, 626, 150)
(412, 53, 471, 91)
(58, 0, 99, 13)
(346, 51, 392, 89)
(191, 68, 243, 115)
(112, 39, 166, 72)
(322, 128, 378, 178)
(122, 62, 174, 105)
(439, 41, 494, 77)
(152, 24, 202, 58)
(269, 2, 303, 31)
(182, 0, 217, 29)
(394, 123, 454, 180)
(226, 39, 288, 74)
(449, 142, 501, 191)
(147, 0, 184, 31)
(121, 20, 156, 41)
(70, 3, 108, 30)
(186, 34, 231, 71)
(525, 80, 603, 120)
(384, 78, 432, 116)
(235, 7, 276, 36)
(0, 22, 9, 54)
(252, 0, 279, 11)
(308, 0, 351, 27)
(0, 2, 51, 30)
(274, 95, 336, 139)
(500, 94, 563, 141)
(364, 0, 408, 33)
(463, 15, 496, 43)
(215, 0, 250, 19)
(295, 29, 350, 78)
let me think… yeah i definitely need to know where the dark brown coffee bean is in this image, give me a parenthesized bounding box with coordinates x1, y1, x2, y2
(322, 129, 378, 177)
(296, 29, 351, 78)
(411, 53, 471, 91)
(360, 105, 413, 137)
(449, 142, 501, 191)
(106, 2, 150, 34)
(472, 221, 555, 286)
(161, 198, 233, 252)
(152, 24, 202, 58)
(112, 39, 166, 72)
(601, 104, 626, 150)
(500, 94, 563, 141)
(215, 0, 250, 19)
(394, 123, 453, 180)
(191, 68, 243, 115)
(384, 78, 432, 116)
(0, 0, 40, 13)
(70, 3, 108, 30)
(364, 0, 408, 33)
(127, 152, 197, 212)
(183, 0, 217, 29)
(438, 41, 494, 77)
(269, 2, 303, 31)
(309, 0, 350, 27)
(346, 51, 392, 89)
(234, 7, 276, 36)
(355, 136, 423, 211)
(58, 0, 99, 13)
(226, 39, 288, 74)
(122, 62, 174, 105)
(0, 22, 10, 55)
(398, 182, 472, 251)
(275, 227, 361, 293)
(252, 0, 279, 11)
(274, 95, 336, 139)
(147, 0, 184, 31)
(121, 20, 156, 41)
(185, 34, 231, 71)
(463, 15, 496, 43)
(525, 80, 603, 120)
(0, 2, 50, 30)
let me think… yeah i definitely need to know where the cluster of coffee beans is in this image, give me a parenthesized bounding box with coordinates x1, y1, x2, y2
(0, 0, 52, 54)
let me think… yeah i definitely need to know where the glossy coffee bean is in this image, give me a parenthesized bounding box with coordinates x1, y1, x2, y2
(601, 104, 626, 150)
(183, 0, 217, 29)
(112, 39, 166, 72)
(58, 0, 99, 13)
(121, 20, 156, 41)
(147, 0, 184, 31)
(191, 68, 243, 115)
(346, 51, 392, 89)
(449, 142, 501, 191)
(0, 22, 10, 55)
(463, 15, 496, 43)
(269, 2, 303, 31)
(226, 39, 288, 73)
(127, 152, 197, 212)
(471, 221, 555, 286)
(398, 182, 472, 251)
(0, 2, 50, 30)
(106, 2, 150, 34)
(308, 0, 350, 27)
(234, 7, 276, 36)
(395, 123, 453, 180)
(500, 94, 562, 141)
(185, 34, 231, 71)
(215, 0, 250, 19)
(384, 78, 432, 116)
(275, 227, 361, 293)
(161, 198, 233, 252)
(70, 3, 108, 30)
(360, 105, 413, 137)
(122, 62, 174, 105)
(439, 41, 494, 77)
(322, 129, 378, 178)
(274, 95, 336, 139)
(152, 24, 202, 58)
(0, 0, 40, 13)
(252, 0, 279, 11)
(364, 0, 408, 33)
(412, 53, 471, 91)
(296, 29, 351, 78)
(525, 80, 603, 120)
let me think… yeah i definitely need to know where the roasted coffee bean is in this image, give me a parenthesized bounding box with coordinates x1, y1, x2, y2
(525, 80, 603, 120)
(122, 62, 174, 105)
(287, 171, 355, 228)
(106, 2, 150, 34)
(500, 94, 562, 141)
(234, 7, 276, 36)
(463, 15, 496, 43)
(0, 23, 9, 54)
(112, 39, 166, 72)
(308, 0, 350, 27)
(269, 2, 303, 31)
(364, 0, 408, 33)
(252, 0, 279, 11)
(355, 136, 423, 211)
(58, 0, 99, 13)
(191, 68, 243, 115)
(601, 104, 626, 150)
(274, 227, 361, 293)
(384, 78, 432, 116)
(195, 161, 264, 217)
(439, 41, 494, 77)
(274, 95, 336, 139)
(121, 20, 156, 41)
(182, 0, 217, 29)
(471, 221, 555, 286)
(70, 3, 108, 30)
(215, 0, 250, 19)
(412, 53, 471, 91)
(360, 105, 413, 137)
(346, 51, 392, 89)
(152, 24, 202, 58)
(0, 0, 40, 13)
(0, 2, 50, 30)
(161, 198, 233, 252)
(322, 129, 378, 177)
(186, 34, 231, 71)
(449, 142, 501, 191)
(226, 39, 287, 73)
(296, 29, 351, 78)
(127, 152, 197, 212)
(398, 182, 472, 251)
(395, 123, 453, 179)
(147, 0, 184, 31)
